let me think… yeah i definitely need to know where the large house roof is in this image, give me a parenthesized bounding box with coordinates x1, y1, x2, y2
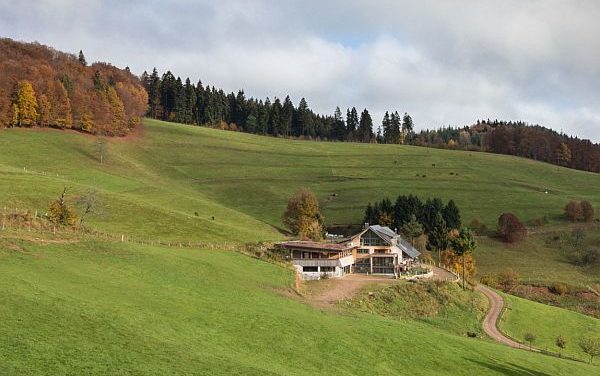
(278, 241, 356, 252)
(396, 237, 421, 259)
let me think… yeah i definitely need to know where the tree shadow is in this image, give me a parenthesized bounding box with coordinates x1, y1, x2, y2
(466, 358, 555, 376)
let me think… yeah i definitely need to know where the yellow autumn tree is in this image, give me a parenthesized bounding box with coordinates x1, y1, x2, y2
(283, 188, 324, 241)
(37, 93, 52, 126)
(12, 80, 38, 127)
(53, 81, 73, 128)
(106, 86, 125, 131)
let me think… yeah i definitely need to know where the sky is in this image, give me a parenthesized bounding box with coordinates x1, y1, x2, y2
(1, 0, 599, 141)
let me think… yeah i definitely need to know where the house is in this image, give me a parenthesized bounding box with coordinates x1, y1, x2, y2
(278, 224, 421, 280)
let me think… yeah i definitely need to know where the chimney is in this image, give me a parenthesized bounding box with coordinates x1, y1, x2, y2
(363, 223, 369, 230)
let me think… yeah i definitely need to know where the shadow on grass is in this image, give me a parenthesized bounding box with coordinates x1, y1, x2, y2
(466, 358, 554, 376)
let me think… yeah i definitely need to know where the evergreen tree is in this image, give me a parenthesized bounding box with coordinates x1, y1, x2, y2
(331, 106, 346, 141)
(443, 200, 461, 230)
(282, 96, 294, 137)
(78, 50, 87, 66)
(382, 111, 391, 143)
(422, 198, 444, 233)
(428, 212, 448, 265)
(270, 98, 283, 136)
(402, 112, 414, 144)
(346, 107, 358, 140)
(401, 214, 424, 246)
(391, 111, 401, 144)
(357, 108, 374, 143)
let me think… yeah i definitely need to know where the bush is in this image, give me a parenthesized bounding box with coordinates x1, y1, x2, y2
(565, 200, 583, 222)
(496, 268, 519, 292)
(479, 274, 496, 287)
(549, 282, 568, 296)
(581, 201, 595, 222)
(469, 218, 488, 235)
(497, 213, 527, 243)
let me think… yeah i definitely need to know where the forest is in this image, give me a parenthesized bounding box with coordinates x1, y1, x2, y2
(0, 38, 147, 136)
(412, 120, 600, 173)
(141, 68, 414, 143)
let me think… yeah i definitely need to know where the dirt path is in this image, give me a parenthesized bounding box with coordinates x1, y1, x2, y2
(306, 275, 397, 309)
(477, 284, 533, 350)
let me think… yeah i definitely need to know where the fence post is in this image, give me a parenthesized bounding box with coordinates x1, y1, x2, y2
(121, 234, 124, 242)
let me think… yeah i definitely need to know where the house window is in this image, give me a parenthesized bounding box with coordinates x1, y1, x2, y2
(354, 258, 371, 274)
(320, 266, 335, 272)
(375, 249, 387, 254)
(303, 266, 318, 272)
(358, 248, 370, 254)
(372, 257, 395, 274)
(360, 230, 385, 246)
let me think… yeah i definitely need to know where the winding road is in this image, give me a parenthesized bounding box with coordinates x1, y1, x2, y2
(477, 284, 531, 350)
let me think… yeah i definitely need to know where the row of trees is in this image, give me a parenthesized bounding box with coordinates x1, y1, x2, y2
(0, 38, 147, 135)
(364, 195, 461, 236)
(411, 120, 600, 173)
(141, 68, 415, 143)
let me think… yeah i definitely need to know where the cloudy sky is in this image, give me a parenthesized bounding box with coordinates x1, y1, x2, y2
(1, 0, 599, 140)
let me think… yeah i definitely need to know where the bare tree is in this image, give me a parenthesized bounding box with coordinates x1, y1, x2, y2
(94, 137, 107, 164)
(76, 190, 98, 226)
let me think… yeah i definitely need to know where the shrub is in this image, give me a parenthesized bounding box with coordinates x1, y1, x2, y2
(549, 282, 568, 296)
(496, 268, 519, 292)
(524, 332, 536, 350)
(479, 274, 496, 287)
(565, 200, 583, 222)
(579, 335, 600, 364)
(48, 188, 78, 227)
(469, 218, 488, 235)
(581, 248, 600, 267)
(580, 200, 595, 222)
(497, 213, 527, 243)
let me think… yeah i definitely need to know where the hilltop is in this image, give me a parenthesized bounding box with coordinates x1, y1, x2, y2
(0, 38, 147, 135)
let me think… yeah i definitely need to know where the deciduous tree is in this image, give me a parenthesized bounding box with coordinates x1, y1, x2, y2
(283, 188, 324, 241)
(12, 80, 38, 127)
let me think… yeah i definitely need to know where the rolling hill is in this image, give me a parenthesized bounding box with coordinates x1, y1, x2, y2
(0, 118, 599, 375)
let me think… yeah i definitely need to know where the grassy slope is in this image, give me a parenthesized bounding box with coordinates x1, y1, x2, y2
(500, 293, 600, 361)
(0, 238, 595, 376)
(476, 227, 600, 287)
(1, 120, 599, 374)
(1, 119, 600, 242)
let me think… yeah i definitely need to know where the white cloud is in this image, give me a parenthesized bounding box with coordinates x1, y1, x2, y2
(0, 0, 599, 140)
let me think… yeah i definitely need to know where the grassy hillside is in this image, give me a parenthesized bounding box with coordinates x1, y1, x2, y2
(1, 119, 599, 244)
(500, 293, 600, 361)
(0, 236, 595, 375)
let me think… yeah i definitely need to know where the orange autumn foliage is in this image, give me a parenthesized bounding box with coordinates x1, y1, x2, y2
(0, 38, 147, 136)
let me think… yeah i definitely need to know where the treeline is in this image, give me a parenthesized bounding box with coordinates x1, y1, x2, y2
(412, 120, 600, 173)
(141, 68, 415, 143)
(0, 38, 147, 136)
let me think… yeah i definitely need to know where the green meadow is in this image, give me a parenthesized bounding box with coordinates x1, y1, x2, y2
(1, 118, 599, 243)
(500, 293, 600, 361)
(0, 119, 599, 374)
(0, 237, 596, 375)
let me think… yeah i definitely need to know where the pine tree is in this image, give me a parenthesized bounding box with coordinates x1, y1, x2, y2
(332, 106, 346, 141)
(270, 98, 283, 136)
(391, 111, 401, 144)
(382, 111, 391, 143)
(357, 108, 373, 143)
(443, 200, 461, 230)
(346, 107, 359, 140)
(402, 112, 414, 144)
(281, 96, 294, 137)
(12, 80, 38, 127)
(428, 212, 448, 265)
(78, 50, 87, 66)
